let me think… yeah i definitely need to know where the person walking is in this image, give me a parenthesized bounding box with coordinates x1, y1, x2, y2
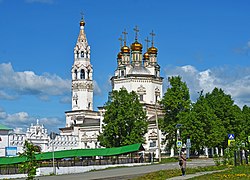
(179, 150, 187, 176)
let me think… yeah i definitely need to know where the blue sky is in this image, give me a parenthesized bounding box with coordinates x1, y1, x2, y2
(0, 0, 250, 133)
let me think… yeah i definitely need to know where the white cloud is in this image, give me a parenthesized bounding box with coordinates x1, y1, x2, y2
(0, 63, 71, 100)
(93, 80, 101, 95)
(234, 40, 250, 56)
(0, 108, 63, 133)
(25, 0, 54, 4)
(0, 90, 17, 100)
(0, 63, 102, 103)
(164, 65, 250, 108)
(59, 96, 71, 104)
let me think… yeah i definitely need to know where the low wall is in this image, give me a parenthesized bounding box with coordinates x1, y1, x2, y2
(0, 163, 150, 179)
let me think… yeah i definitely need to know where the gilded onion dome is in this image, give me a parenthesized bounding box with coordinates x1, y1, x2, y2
(117, 52, 122, 59)
(121, 45, 130, 53)
(80, 19, 85, 26)
(143, 51, 149, 60)
(148, 46, 158, 54)
(131, 41, 143, 51)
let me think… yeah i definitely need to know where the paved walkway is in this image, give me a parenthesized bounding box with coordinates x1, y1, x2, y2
(167, 169, 227, 180)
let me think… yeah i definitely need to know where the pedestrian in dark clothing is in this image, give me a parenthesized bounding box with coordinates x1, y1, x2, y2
(179, 150, 186, 176)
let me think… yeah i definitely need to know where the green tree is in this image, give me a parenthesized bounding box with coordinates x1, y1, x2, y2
(242, 105, 250, 144)
(19, 140, 38, 180)
(160, 76, 191, 151)
(205, 88, 243, 148)
(98, 88, 148, 147)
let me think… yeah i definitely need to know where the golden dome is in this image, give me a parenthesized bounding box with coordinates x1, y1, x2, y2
(148, 46, 158, 54)
(131, 41, 143, 51)
(143, 52, 149, 60)
(80, 20, 85, 27)
(117, 52, 122, 59)
(121, 46, 130, 53)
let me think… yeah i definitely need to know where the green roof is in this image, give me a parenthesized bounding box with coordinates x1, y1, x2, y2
(0, 124, 12, 130)
(0, 143, 144, 165)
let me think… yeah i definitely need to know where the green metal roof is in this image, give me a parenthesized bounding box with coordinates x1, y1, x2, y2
(0, 143, 144, 165)
(0, 124, 12, 130)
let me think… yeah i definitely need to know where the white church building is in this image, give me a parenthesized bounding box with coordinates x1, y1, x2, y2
(0, 17, 166, 157)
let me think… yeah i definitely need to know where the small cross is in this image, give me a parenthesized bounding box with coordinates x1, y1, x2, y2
(145, 37, 150, 50)
(150, 30, 156, 47)
(80, 11, 84, 20)
(133, 26, 139, 41)
(122, 29, 128, 46)
(118, 35, 123, 48)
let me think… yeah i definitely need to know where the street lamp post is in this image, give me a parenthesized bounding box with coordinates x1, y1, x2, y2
(176, 124, 182, 156)
(155, 92, 161, 163)
(50, 132, 57, 175)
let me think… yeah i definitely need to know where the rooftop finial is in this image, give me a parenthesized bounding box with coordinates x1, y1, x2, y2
(133, 26, 139, 41)
(118, 36, 123, 48)
(80, 11, 84, 21)
(80, 11, 85, 27)
(122, 29, 128, 46)
(150, 30, 156, 47)
(145, 37, 150, 50)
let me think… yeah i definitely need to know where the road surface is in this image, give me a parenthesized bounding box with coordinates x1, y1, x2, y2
(17, 159, 215, 180)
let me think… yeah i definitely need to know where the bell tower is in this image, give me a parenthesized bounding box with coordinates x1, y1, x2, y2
(71, 16, 93, 111)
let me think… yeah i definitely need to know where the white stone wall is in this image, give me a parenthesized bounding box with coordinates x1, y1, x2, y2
(113, 78, 162, 104)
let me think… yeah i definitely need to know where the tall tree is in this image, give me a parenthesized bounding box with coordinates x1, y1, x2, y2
(242, 105, 250, 143)
(205, 88, 242, 148)
(160, 76, 191, 151)
(98, 88, 148, 148)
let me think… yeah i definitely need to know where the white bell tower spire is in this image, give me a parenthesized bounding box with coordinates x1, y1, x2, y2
(71, 16, 93, 111)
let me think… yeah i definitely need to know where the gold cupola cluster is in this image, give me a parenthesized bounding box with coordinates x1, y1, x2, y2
(117, 27, 158, 60)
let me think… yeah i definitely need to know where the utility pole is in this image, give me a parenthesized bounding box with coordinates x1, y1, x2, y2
(155, 92, 161, 162)
(50, 132, 57, 175)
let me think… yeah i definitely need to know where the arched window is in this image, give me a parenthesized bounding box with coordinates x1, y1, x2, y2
(80, 69, 85, 79)
(74, 70, 77, 80)
(81, 51, 84, 57)
(87, 70, 90, 79)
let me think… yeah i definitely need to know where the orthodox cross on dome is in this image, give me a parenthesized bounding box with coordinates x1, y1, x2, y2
(80, 11, 84, 21)
(133, 26, 139, 41)
(150, 30, 156, 47)
(122, 29, 128, 46)
(118, 35, 123, 48)
(145, 37, 150, 50)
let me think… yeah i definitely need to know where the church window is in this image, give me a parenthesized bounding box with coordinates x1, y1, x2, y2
(121, 70, 124, 77)
(150, 140, 156, 147)
(137, 85, 146, 102)
(74, 70, 78, 80)
(139, 94, 143, 101)
(80, 69, 85, 79)
(87, 70, 90, 79)
(88, 102, 91, 109)
(81, 51, 84, 57)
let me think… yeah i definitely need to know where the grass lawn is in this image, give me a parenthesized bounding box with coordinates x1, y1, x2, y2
(190, 165, 250, 179)
(132, 165, 228, 180)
